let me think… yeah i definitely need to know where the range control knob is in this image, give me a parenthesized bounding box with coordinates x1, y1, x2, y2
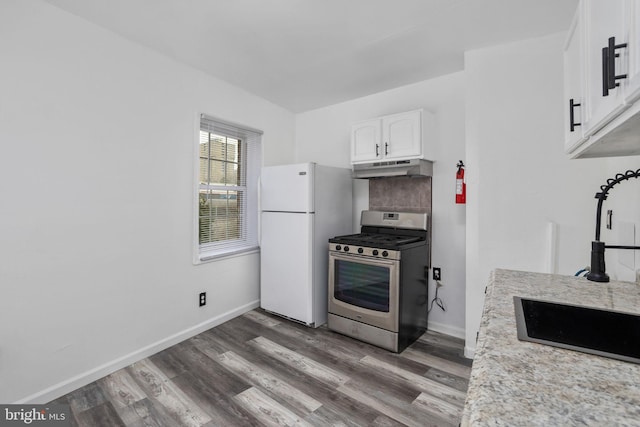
(382, 251, 389, 257)
(343, 246, 350, 252)
(372, 250, 379, 256)
(335, 245, 341, 251)
(357, 248, 364, 254)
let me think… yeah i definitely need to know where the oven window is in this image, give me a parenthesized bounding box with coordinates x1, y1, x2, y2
(334, 259, 390, 312)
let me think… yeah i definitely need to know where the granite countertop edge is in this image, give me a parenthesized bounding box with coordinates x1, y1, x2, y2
(461, 268, 640, 427)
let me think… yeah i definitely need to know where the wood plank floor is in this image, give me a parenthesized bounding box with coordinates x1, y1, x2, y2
(49, 309, 472, 427)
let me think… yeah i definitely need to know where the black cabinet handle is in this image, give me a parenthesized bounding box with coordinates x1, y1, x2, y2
(603, 36, 628, 97)
(602, 46, 610, 96)
(375, 143, 379, 157)
(385, 142, 389, 156)
(569, 98, 581, 132)
(608, 36, 628, 89)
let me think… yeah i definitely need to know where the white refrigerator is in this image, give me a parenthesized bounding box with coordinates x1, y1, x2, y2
(260, 162, 353, 327)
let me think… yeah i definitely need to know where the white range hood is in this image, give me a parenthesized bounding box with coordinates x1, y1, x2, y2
(352, 158, 433, 179)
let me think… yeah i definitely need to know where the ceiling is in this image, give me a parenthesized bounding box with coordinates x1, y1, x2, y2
(43, 0, 578, 113)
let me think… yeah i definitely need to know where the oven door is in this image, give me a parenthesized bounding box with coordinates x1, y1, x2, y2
(328, 251, 399, 332)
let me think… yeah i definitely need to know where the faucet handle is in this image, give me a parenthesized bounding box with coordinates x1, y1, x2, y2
(586, 241, 609, 283)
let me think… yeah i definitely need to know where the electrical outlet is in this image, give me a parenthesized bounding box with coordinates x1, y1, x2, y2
(199, 292, 206, 307)
(433, 267, 441, 281)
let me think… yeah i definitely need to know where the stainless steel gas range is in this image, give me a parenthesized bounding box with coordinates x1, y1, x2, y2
(327, 210, 429, 352)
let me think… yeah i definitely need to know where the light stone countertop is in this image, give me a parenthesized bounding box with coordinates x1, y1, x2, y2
(461, 268, 640, 427)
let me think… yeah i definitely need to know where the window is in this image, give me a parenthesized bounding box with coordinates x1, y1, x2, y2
(196, 114, 261, 262)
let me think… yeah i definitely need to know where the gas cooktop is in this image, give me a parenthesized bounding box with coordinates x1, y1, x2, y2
(329, 210, 429, 251)
(330, 232, 422, 248)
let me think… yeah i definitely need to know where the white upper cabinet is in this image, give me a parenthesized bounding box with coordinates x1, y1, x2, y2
(583, 0, 629, 133)
(625, 0, 640, 103)
(564, 2, 588, 152)
(382, 110, 422, 160)
(566, 0, 640, 158)
(351, 119, 382, 163)
(351, 109, 433, 164)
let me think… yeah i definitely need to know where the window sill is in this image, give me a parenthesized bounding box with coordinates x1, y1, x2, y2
(194, 246, 260, 265)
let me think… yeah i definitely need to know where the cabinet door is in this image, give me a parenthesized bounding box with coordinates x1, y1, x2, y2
(351, 119, 381, 163)
(625, 0, 640, 103)
(382, 110, 422, 160)
(564, 2, 588, 152)
(585, 0, 629, 133)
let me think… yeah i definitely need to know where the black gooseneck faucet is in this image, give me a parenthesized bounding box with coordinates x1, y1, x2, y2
(587, 169, 640, 282)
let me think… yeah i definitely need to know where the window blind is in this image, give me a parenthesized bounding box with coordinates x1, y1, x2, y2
(197, 114, 262, 260)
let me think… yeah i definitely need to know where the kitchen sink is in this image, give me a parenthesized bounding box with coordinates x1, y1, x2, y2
(514, 296, 640, 364)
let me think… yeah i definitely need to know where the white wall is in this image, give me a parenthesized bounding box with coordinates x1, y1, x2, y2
(0, 0, 294, 403)
(6, 2, 637, 405)
(463, 32, 621, 357)
(295, 72, 467, 338)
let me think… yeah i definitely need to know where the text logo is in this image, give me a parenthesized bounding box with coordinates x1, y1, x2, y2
(1, 405, 70, 426)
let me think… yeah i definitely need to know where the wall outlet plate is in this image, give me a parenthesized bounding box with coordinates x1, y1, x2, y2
(433, 267, 441, 281)
(199, 292, 206, 307)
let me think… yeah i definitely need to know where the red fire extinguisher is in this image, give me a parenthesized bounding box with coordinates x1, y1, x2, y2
(456, 160, 466, 204)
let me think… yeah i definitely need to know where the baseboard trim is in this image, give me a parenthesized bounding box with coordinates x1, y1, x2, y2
(16, 300, 260, 404)
(427, 321, 465, 340)
(464, 345, 476, 359)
